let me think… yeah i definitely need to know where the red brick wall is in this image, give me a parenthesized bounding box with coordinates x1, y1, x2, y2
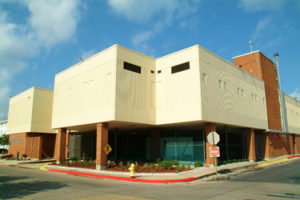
(259, 54, 282, 131)
(8, 133, 27, 157)
(9, 132, 55, 159)
(26, 133, 42, 159)
(264, 133, 294, 159)
(233, 53, 263, 80)
(233, 52, 282, 131)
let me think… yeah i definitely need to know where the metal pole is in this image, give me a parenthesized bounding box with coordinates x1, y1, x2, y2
(212, 135, 218, 176)
(274, 53, 288, 134)
(249, 41, 253, 52)
(214, 157, 218, 176)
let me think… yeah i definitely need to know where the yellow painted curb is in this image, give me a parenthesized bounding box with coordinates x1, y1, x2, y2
(40, 163, 49, 171)
(258, 158, 288, 167)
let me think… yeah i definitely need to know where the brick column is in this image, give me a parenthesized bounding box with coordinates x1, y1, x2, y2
(264, 133, 271, 160)
(55, 128, 67, 164)
(38, 135, 43, 160)
(96, 123, 108, 170)
(151, 130, 160, 161)
(65, 132, 70, 159)
(295, 135, 300, 154)
(205, 123, 217, 166)
(246, 128, 256, 162)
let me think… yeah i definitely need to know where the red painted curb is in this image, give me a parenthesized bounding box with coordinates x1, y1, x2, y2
(287, 155, 300, 159)
(49, 169, 197, 183)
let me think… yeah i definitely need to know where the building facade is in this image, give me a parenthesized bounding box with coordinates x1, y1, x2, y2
(7, 44, 300, 168)
(7, 87, 56, 159)
(50, 45, 300, 169)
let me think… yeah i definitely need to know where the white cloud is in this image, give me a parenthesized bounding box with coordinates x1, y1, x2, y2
(27, 0, 80, 48)
(80, 49, 97, 60)
(253, 16, 272, 40)
(109, 0, 199, 54)
(107, 0, 180, 23)
(238, 0, 287, 12)
(290, 88, 300, 100)
(0, 0, 81, 120)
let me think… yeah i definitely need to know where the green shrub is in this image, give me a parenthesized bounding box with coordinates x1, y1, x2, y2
(194, 162, 203, 168)
(70, 156, 79, 161)
(181, 164, 185, 170)
(187, 163, 191, 169)
(158, 160, 179, 169)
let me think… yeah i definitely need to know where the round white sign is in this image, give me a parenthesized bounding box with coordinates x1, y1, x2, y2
(207, 132, 220, 145)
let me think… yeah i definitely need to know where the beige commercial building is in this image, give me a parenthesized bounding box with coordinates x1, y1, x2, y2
(7, 44, 300, 168)
(7, 87, 56, 159)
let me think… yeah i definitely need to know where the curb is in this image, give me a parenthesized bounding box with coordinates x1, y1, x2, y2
(48, 169, 197, 183)
(257, 154, 300, 167)
(42, 155, 299, 184)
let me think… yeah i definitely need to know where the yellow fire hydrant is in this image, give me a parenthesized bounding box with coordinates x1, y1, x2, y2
(128, 163, 135, 178)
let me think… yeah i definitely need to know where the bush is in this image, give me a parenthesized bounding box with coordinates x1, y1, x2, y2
(22, 154, 27, 159)
(158, 160, 179, 169)
(70, 156, 79, 161)
(194, 161, 203, 168)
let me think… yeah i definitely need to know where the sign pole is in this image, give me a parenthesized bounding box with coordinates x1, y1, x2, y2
(214, 157, 218, 176)
(212, 136, 218, 176)
(207, 131, 220, 176)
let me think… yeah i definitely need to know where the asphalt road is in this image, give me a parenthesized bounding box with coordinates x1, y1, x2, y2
(0, 159, 299, 200)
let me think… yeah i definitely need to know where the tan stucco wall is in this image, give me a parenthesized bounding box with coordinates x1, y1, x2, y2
(31, 88, 55, 133)
(115, 45, 156, 124)
(51, 44, 269, 129)
(7, 88, 34, 134)
(7, 87, 55, 134)
(199, 46, 268, 129)
(284, 94, 300, 134)
(52, 45, 117, 128)
(156, 46, 202, 124)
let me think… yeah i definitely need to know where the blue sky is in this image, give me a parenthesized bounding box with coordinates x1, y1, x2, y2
(0, 0, 300, 120)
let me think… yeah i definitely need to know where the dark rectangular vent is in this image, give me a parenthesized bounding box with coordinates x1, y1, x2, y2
(124, 62, 141, 74)
(171, 62, 190, 74)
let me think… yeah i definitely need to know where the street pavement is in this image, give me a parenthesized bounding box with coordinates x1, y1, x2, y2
(0, 159, 299, 200)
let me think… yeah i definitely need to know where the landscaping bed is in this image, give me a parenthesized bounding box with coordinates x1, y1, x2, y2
(50, 159, 204, 173)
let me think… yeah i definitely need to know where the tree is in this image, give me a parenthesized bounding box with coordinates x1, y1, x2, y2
(0, 134, 9, 145)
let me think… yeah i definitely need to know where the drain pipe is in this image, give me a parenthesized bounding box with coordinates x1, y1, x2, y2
(274, 53, 288, 134)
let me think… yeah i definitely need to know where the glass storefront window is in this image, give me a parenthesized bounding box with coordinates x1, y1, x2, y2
(160, 130, 204, 163)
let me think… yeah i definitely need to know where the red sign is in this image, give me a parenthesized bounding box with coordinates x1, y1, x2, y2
(209, 146, 220, 157)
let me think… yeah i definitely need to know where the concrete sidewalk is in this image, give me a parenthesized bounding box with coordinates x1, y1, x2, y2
(2, 154, 299, 183)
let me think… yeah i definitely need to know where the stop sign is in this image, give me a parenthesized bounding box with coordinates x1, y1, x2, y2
(209, 146, 220, 157)
(207, 132, 220, 145)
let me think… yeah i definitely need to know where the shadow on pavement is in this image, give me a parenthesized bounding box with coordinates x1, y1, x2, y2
(0, 176, 28, 183)
(0, 175, 67, 199)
